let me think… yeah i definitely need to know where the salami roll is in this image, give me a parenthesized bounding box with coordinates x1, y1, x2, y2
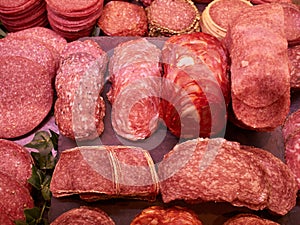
(107, 38, 162, 141)
(50, 206, 115, 225)
(98, 1, 148, 37)
(161, 32, 230, 138)
(223, 214, 279, 225)
(0, 56, 53, 139)
(146, 0, 200, 36)
(130, 206, 203, 225)
(50, 146, 159, 201)
(288, 45, 300, 89)
(158, 138, 297, 215)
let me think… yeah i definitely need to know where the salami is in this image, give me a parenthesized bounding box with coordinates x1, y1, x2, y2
(55, 50, 107, 141)
(146, 0, 200, 36)
(288, 45, 300, 89)
(50, 206, 115, 225)
(50, 146, 159, 201)
(161, 32, 230, 138)
(98, 1, 148, 37)
(0, 56, 53, 139)
(107, 38, 162, 140)
(223, 214, 279, 225)
(158, 138, 297, 215)
(281, 2, 300, 45)
(130, 206, 203, 225)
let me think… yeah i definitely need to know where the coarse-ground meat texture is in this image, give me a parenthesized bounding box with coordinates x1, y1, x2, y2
(250, 0, 291, 6)
(281, 2, 300, 45)
(0, 139, 33, 190)
(0, 56, 53, 139)
(98, 1, 148, 36)
(146, 0, 200, 36)
(282, 109, 300, 142)
(130, 206, 203, 225)
(55, 52, 107, 140)
(288, 45, 300, 89)
(50, 206, 115, 225)
(231, 90, 290, 131)
(0, 208, 14, 225)
(0, 172, 34, 222)
(0, 37, 56, 79)
(223, 214, 279, 225)
(0, 0, 35, 8)
(158, 138, 297, 215)
(45, 0, 99, 14)
(161, 32, 230, 138)
(50, 146, 159, 201)
(107, 38, 162, 141)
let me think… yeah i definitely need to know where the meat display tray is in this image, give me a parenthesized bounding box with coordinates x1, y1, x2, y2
(46, 36, 300, 224)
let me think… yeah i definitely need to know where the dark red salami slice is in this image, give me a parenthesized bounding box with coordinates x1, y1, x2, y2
(223, 214, 279, 225)
(107, 38, 162, 141)
(281, 2, 300, 45)
(282, 109, 300, 142)
(288, 45, 300, 89)
(130, 206, 203, 225)
(0, 56, 53, 139)
(0, 139, 33, 190)
(51, 206, 115, 225)
(158, 138, 297, 215)
(50, 146, 159, 201)
(98, 1, 148, 37)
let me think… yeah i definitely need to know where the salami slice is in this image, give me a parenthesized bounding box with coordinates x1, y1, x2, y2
(130, 206, 203, 225)
(223, 214, 279, 225)
(281, 2, 300, 45)
(50, 206, 115, 225)
(107, 38, 162, 141)
(161, 32, 230, 138)
(98, 1, 148, 37)
(0, 56, 53, 139)
(158, 138, 297, 215)
(50, 146, 159, 201)
(282, 109, 300, 142)
(288, 45, 300, 89)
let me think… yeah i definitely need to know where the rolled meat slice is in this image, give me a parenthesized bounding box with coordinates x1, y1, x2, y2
(107, 38, 162, 141)
(50, 146, 159, 201)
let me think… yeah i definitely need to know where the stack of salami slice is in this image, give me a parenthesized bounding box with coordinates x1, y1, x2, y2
(0, 0, 48, 32)
(46, 0, 104, 40)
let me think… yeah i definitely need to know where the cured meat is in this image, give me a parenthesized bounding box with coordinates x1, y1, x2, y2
(223, 214, 279, 225)
(288, 45, 300, 89)
(0, 56, 53, 139)
(0, 172, 34, 222)
(0, 139, 33, 190)
(161, 32, 230, 138)
(98, 1, 148, 37)
(130, 206, 203, 225)
(146, 0, 200, 36)
(50, 206, 115, 225)
(158, 138, 297, 215)
(282, 109, 300, 142)
(50, 146, 159, 201)
(225, 3, 290, 130)
(281, 2, 300, 45)
(55, 50, 107, 141)
(107, 38, 161, 140)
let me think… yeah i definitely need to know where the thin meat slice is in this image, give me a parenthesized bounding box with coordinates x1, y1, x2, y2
(223, 214, 279, 225)
(288, 45, 300, 89)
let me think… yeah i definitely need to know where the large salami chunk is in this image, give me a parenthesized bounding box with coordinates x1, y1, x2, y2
(107, 38, 162, 141)
(161, 32, 230, 138)
(225, 3, 290, 130)
(130, 206, 203, 225)
(158, 138, 297, 215)
(50, 206, 115, 225)
(50, 146, 159, 201)
(223, 214, 279, 225)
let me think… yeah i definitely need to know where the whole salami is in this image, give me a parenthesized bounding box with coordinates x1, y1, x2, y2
(107, 38, 162, 141)
(161, 32, 230, 138)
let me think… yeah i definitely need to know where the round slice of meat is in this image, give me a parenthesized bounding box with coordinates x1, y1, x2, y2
(51, 207, 115, 225)
(288, 45, 300, 89)
(98, 1, 148, 37)
(0, 56, 53, 139)
(0, 172, 34, 222)
(45, 0, 100, 15)
(281, 2, 300, 45)
(0, 139, 33, 190)
(130, 206, 203, 225)
(282, 109, 300, 142)
(146, 0, 201, 36)
(223, 214, 279, 225)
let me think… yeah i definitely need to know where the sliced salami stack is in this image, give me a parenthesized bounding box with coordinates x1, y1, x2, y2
(0, 0, 48, 32)
(54, 40, 107, 141)
(46, 0, 104, 40)
(225, 3, 290, 131)
(158, 138, 298, 216)
(50, 146, 159, 201)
